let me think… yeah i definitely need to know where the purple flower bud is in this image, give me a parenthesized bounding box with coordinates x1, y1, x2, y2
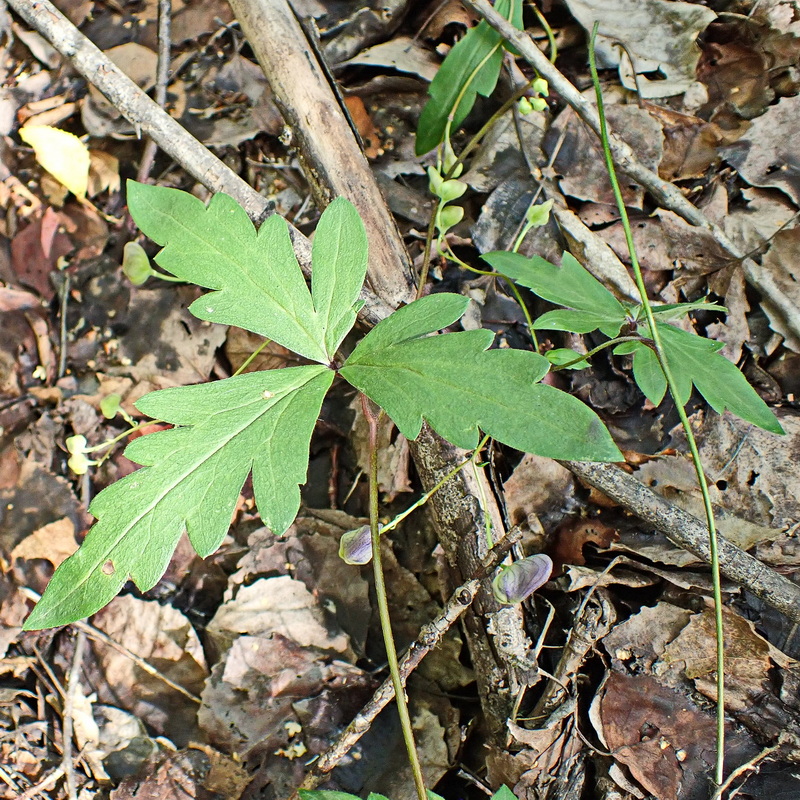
(492, 554, 553, 605)
(339, 525, 373, 565)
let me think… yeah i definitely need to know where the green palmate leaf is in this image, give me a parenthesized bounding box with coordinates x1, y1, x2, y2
(415, 0, 522, 155)
(616, 322, 783, 434)
(340, 293, 622, 462)
(126, 183, 367, 364)
(311, 197, 368, 358)
(484, 250, 628, 337)
(24, 367, 333, 630)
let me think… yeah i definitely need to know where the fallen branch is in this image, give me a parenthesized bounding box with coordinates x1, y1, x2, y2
(563, 460, 800, 623)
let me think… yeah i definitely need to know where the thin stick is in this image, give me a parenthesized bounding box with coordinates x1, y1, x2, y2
(136, 0, 172, 184)
(20, 589, 201, 703)
(15, 767, 65, 800)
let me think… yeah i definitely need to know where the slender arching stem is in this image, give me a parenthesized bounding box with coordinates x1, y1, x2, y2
(361, 394, 427, 800)
(589, 23, 726, 789)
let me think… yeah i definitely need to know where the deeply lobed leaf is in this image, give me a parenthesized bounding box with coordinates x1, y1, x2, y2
(127, 184, 367, 363)
(616, 323, 784, 434)
(341, 294, 622, 462)
(485, 250, 628, 337)
(24, 367, 333, 629)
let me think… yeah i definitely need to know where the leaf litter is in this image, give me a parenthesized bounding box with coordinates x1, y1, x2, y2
(1, 0, 800, 798)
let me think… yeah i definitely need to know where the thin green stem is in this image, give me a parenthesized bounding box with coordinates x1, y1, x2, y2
(441, 241, 539, 350)
(84, 419, 158, 454)
(445, 78, 537, 180)
(589, 23, 725, 790)
(362, 395, 427, 800)
(416, 203, 441, 301)
(529, 2, 558, 63)
(151, 270, 184, 282)
(232, 338, 271, 377)
(381, 434, 490, 534)
(550, 335, 645, 370)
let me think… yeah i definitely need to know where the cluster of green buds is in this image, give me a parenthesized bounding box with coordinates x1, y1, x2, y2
(66, 435, 98, 475)
(517, 77, 549, 115)
(428, 141, 468, 238)
(66, 394, 138, 476)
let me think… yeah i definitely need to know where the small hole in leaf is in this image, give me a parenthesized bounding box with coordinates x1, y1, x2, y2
(747, 471, 759, 486)
(715, 479, 728, 490)
(102, 560, 115, 575)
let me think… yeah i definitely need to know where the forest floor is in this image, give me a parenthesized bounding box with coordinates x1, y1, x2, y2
(1, 0, 800, 799)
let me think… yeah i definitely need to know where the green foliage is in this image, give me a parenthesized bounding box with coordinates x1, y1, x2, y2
(126, 182, 366, 364)
(415, 0, 522, 155)
(25, 183, 622, 630)
(340, 294, 622, 462)
(484, 250, 784, 435)
(25, 367, 333, 629)
(485, 251, 628, 336)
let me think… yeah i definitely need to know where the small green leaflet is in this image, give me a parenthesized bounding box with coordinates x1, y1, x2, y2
(486, 249, 783, 435)
(24, 367, 333, 630)
(484, 250, 629, 337)
(614, 323, 784, 434)
(127, 181, 367, 363)
(341, 293, 622, 462)
(415, 0, 522, 155)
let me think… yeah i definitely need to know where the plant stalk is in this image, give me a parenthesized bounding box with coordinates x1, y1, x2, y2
(362, 394, 427, 800)
(589, 23, 726, 789)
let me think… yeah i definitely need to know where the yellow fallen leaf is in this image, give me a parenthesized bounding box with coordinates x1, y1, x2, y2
(19, 125, 90, 199)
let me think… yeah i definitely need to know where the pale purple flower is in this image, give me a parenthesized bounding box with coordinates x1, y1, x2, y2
(339, 525, 373, 565)
(492, 554, 553, 605)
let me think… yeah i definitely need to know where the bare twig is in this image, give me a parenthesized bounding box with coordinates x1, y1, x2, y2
(293, 529, 522, 795)
(20, 589, 202, 703)
(464, 0, 800, 345)
(15, 767, 65, 800)
(136, 0, 172, 184)
(5, 0, 395, 327)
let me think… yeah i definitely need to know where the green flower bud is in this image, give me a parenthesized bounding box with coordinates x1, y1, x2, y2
(525, 198, 554, 228)
(427, 166, 444, 197)
(122, 241, 154, 286)
(438, 179, 467, 205)
(66, 435, 97, 475)
(436, 205, 464, 235)
(532, 77, 549, 97)
(100, 393, 122, 420)
(518, 97, 535, 115)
